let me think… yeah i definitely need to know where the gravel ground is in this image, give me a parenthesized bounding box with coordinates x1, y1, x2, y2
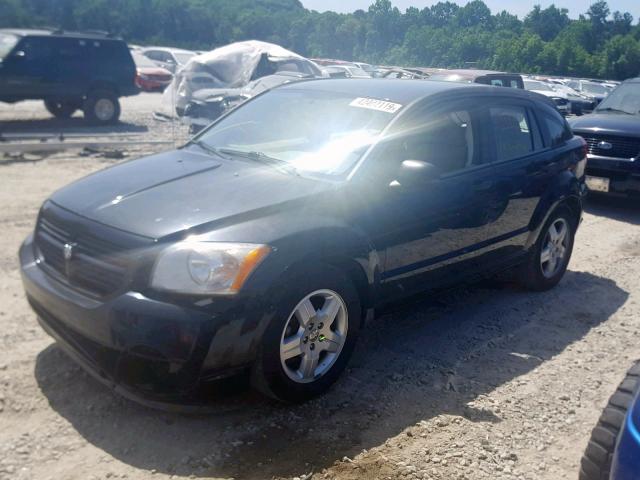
(1, 95, 639, 480)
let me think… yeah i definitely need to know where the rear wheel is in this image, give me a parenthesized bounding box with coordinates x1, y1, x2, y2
(44, 99, 78, 119)
(251, 265, 361, 402)
(579, 361, 640, 480)
(83, 90, 120, 125)
(519, 206, 576, 291)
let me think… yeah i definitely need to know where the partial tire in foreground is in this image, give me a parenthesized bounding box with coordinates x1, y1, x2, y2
(251, 264, 361, 403)
(83, 90, 121, 125)
(519, 205, 576, 291)
(579, 361, 640, 480)
(44, 99, 78, 119)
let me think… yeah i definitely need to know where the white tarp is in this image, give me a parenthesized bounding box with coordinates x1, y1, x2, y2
(158, 40, 323, 118)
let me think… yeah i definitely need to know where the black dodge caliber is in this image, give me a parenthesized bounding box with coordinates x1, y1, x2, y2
(20, 79, 587, 406)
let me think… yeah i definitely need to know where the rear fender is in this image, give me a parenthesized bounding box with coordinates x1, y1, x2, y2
(525, 170, 583, 249)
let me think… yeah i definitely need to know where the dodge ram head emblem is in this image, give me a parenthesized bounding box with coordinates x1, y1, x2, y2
(63, 242, 76, 261)
(598, 141, 613, 150)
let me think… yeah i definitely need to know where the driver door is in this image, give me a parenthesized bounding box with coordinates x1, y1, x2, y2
(359, 100, 502, 301)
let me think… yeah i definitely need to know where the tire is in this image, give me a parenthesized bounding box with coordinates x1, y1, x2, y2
(579, 361, 640, 480)
(519, 205, 576, 291)
(44, 99, 78, 119)
(251, 264, 361, 403)
(83, 90, 121, 125)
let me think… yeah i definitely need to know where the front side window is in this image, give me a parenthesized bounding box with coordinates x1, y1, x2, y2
(489, 106, 535, 162)
(390, 108, 478, 175)
(196, 89, 403, 177)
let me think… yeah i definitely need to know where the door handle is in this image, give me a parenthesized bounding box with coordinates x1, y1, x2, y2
(473, 179, 494, 192)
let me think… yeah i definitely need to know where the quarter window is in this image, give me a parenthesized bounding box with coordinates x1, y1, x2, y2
(489, 106, 535, 162)
(540, 109, 572, 147)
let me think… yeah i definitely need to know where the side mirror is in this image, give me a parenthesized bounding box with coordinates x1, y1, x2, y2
(392, 160, 441, 189)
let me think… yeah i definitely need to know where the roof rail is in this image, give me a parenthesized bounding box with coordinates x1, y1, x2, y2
(49, 28, 118, 38)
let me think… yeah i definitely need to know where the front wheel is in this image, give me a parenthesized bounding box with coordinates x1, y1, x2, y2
(83, 90, 121, 125)
(519, 206, 576, 291)
(251, 265, 361, 402)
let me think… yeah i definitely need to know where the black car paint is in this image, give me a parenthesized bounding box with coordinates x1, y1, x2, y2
(569, 80, 640, 197)
(19, 80, 586, 406)
(0, 29, 138, 103)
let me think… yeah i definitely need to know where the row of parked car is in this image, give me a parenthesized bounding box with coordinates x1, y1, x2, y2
(0, 28, 637, 200)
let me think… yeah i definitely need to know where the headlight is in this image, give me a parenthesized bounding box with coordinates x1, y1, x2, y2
(151, 242, 271, 294)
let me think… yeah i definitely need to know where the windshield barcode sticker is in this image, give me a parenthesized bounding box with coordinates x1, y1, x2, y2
(350, 97, 403, 113)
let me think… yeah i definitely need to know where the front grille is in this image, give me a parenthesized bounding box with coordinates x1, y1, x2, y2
(582, 134, 640, 159)
(35, 209, 135, 297)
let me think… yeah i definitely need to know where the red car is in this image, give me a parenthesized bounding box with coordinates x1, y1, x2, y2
(132, 52, 173, 92)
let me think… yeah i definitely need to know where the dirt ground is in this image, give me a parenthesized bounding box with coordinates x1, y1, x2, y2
(1, 95, 640, 480)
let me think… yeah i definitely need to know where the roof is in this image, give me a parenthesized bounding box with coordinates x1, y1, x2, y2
(141, 46, 196, 54)
(0, 28, 120, 40)
(446, 69, 512, 76)
(279, 78, 462, 103)
(278, 78, 554, 108)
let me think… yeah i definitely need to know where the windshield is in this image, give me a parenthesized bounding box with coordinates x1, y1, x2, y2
(196, 89, 403, 177)
(174, 52, 195, 64)
(0, 33, 18, 59)
(596, 82, 640, 115)
(524, 80, 553, 92)
(583, 82, 608, 95)
(347, 66, 370, 77)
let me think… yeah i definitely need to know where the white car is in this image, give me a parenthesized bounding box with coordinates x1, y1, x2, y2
(524, 79, 571, 115)
(141, 47, 197, 73)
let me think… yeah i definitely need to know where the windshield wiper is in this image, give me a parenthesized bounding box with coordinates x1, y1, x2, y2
(597, 107, 634, 115)
(190, 140, 229, 159)
(217, 148, 299, 175)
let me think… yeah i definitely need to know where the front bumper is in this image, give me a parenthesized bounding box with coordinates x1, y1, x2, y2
(20, 234, 267, 408)
(586, 155, 640, 196)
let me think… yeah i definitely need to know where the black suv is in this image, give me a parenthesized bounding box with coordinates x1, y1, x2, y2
(0, 29, 138, 124)
(20, 80, 587, 406)
(570, 78, 640, 197)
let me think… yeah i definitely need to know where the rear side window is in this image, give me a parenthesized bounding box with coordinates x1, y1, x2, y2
(540, 109, 572, 147)
(489, 106, 537, 162)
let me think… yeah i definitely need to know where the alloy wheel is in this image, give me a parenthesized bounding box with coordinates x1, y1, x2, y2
(540, 218, 570, 278)
(279, 289, 348, 384)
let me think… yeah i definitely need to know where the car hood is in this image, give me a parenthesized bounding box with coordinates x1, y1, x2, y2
(569, 113, 640, 135)
(49, 147, 333, 239)
(138, 66, 172, 76)
(530, 90, 564, 99)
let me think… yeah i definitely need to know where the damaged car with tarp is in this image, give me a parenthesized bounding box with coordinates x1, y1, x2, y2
(157, 40, 325, 133)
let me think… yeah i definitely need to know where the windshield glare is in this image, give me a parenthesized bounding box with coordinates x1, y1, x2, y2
(197, 89, 402, 176)
(596, 83, 640, 115)
(0, 33, 18, 59)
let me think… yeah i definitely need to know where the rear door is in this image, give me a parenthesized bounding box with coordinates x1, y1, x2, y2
(479, 98, 567, 262)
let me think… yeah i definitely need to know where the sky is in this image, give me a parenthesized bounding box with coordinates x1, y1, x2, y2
(301, 0, 640, 20)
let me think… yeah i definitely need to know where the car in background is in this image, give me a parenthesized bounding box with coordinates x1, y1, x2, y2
(428, 69, 524, 89)
(547, 80, 596, 114)
(0, 28, 138, 124)
(141, 47, 196, 73)
(324, 64, 371, 78)
(567, 79, 610, 105)
(580, 361, 640, 480)
(132, 52, 172, 92)
(524, 79, 571, 116)
(569, 78, 640, 197)
(20, 79, 587, 406)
